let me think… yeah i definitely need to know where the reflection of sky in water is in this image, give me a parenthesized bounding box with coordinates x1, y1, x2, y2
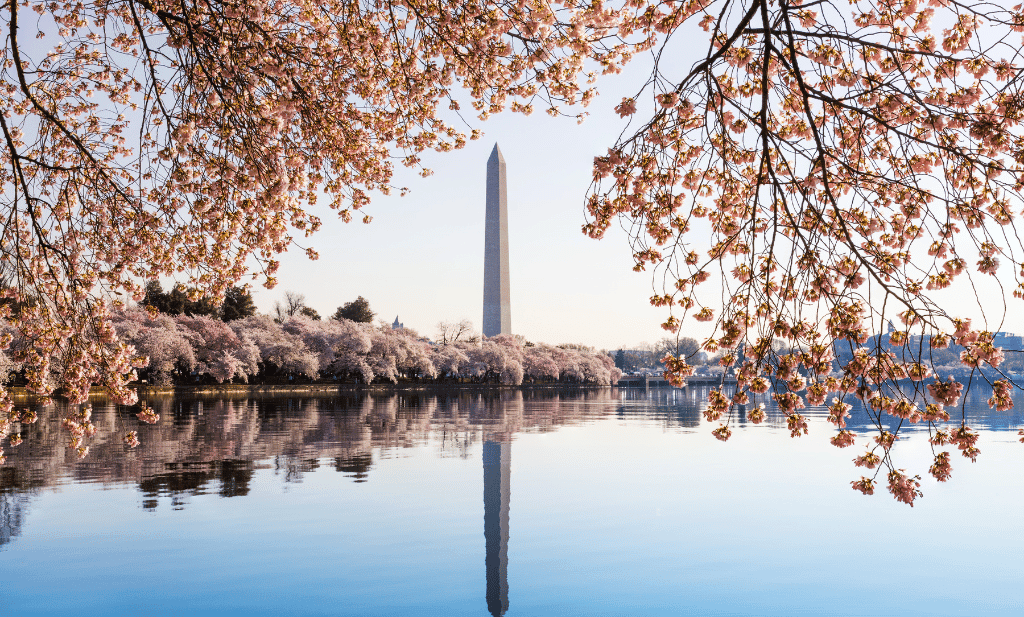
(0, 388, 1022, 616)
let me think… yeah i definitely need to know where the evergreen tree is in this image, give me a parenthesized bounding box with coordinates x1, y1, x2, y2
(299, 306, 321, 321)
(221, 286, 257, 321)
(333, 297, 375, 323)
(141, 281, 167, 313)
(145, 282, 220, 317)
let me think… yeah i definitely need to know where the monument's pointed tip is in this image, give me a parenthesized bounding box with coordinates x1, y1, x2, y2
(489, 142, 504, 161)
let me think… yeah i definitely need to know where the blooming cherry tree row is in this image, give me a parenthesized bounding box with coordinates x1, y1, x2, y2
(0, 309, 622, 461)
(96, 309, 622, 387)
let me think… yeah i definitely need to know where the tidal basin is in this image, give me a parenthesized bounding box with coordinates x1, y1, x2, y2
(2, 387, 1023, 616)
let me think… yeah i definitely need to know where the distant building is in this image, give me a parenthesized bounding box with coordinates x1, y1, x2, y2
(881, 330, 1023, 351)
(994, 331, 1023, 349)
(393, 316, 404, 330)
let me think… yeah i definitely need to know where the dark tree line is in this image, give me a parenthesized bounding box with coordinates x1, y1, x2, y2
(141, 282, 378, 327)
(271, 292, 376, 324)
(142, 281, 257, 322)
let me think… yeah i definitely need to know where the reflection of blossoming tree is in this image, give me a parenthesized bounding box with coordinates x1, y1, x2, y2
(583, 1, 1024, 504)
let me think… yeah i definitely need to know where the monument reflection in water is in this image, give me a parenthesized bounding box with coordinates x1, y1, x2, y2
(5, 386, 1023, 616)
(0, 388, 629, 615)
(483, 438, 511, 617)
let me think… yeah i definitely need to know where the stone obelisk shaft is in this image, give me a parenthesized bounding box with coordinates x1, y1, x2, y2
(483, 144, 511, 338)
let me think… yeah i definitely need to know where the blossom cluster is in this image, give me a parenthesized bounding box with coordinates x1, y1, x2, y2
(61, 405, 98, 459)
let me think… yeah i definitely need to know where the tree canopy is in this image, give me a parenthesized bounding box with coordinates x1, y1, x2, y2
(221, 286, 259, 322)
(334, 297, 376, 323)
(3, 0, 1024, 503)
(142, 281, 219, 318)
(580, 0, 1024, 504)
(299, 306, 321, 321)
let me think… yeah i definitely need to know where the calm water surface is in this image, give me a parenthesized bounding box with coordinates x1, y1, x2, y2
(2, 387, 1023, 616)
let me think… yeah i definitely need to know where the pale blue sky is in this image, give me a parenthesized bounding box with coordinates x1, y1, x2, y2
(252, 51, 703, 351)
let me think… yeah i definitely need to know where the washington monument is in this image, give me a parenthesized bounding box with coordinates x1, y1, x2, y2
(483, 144, 511, 337)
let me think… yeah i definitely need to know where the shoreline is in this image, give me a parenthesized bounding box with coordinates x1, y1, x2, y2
(8, 381, 618, 402)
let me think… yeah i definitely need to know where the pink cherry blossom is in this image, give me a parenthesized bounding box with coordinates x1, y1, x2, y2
(851, 478, 875, 495)
(830, 430, 855, 448)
